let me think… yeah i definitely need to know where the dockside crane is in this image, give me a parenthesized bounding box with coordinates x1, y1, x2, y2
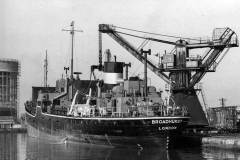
(98, 24, 238, 126)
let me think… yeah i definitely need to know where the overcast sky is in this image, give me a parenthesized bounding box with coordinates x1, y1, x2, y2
(1, 0, 240, 115)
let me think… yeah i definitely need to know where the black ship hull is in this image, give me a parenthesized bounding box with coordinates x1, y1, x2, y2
(25, 106, 189, 148)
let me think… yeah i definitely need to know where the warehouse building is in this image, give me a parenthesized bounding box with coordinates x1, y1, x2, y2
(208, 106, 240, 131)
(0, 59, 20, 128)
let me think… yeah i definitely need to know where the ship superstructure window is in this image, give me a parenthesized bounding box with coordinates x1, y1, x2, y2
(53, 99, 60, 105)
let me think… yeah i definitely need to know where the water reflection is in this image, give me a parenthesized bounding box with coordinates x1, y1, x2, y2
(26, 137, 171, 160)
(0, 133, 26, 160)
(1, 133, 240, 160)
(202, 147, 240, 160)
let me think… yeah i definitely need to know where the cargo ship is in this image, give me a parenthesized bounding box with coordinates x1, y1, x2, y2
(25, 22, 190, 148)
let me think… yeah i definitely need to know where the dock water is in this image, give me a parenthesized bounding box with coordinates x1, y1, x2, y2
(202, 135, 240, 150)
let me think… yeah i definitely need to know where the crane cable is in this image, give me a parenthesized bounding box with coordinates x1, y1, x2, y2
(77, 71, 94, 96)
(114, 25, 205, 42)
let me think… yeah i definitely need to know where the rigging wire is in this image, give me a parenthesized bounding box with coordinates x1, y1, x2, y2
(76, 71, 94, 97)
(114, 30, 176, 45)
(114, 25, 204, 42)
(137, 39, 149, 51)
(115, 30, 149, 41)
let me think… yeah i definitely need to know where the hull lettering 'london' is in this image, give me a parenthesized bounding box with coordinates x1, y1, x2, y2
(158, 126, 177, 130)
(152, 119, 182, 124)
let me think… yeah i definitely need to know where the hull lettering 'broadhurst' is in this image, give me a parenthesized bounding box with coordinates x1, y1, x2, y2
(152, 119, 182, 124)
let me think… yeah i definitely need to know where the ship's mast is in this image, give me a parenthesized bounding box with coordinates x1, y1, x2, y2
(62, 21, 83, 100)
(44, 50, 48, 87)
(62, 21, 83, 79)
(70, 21, 74, 78)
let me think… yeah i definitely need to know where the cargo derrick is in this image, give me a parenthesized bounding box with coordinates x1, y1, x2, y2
(98, 24, 238, 126)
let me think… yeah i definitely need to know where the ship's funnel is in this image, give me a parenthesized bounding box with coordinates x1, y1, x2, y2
(103, 62, 124, 84)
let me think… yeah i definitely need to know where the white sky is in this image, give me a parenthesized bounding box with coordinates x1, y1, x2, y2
(1, 0, 240, 115)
